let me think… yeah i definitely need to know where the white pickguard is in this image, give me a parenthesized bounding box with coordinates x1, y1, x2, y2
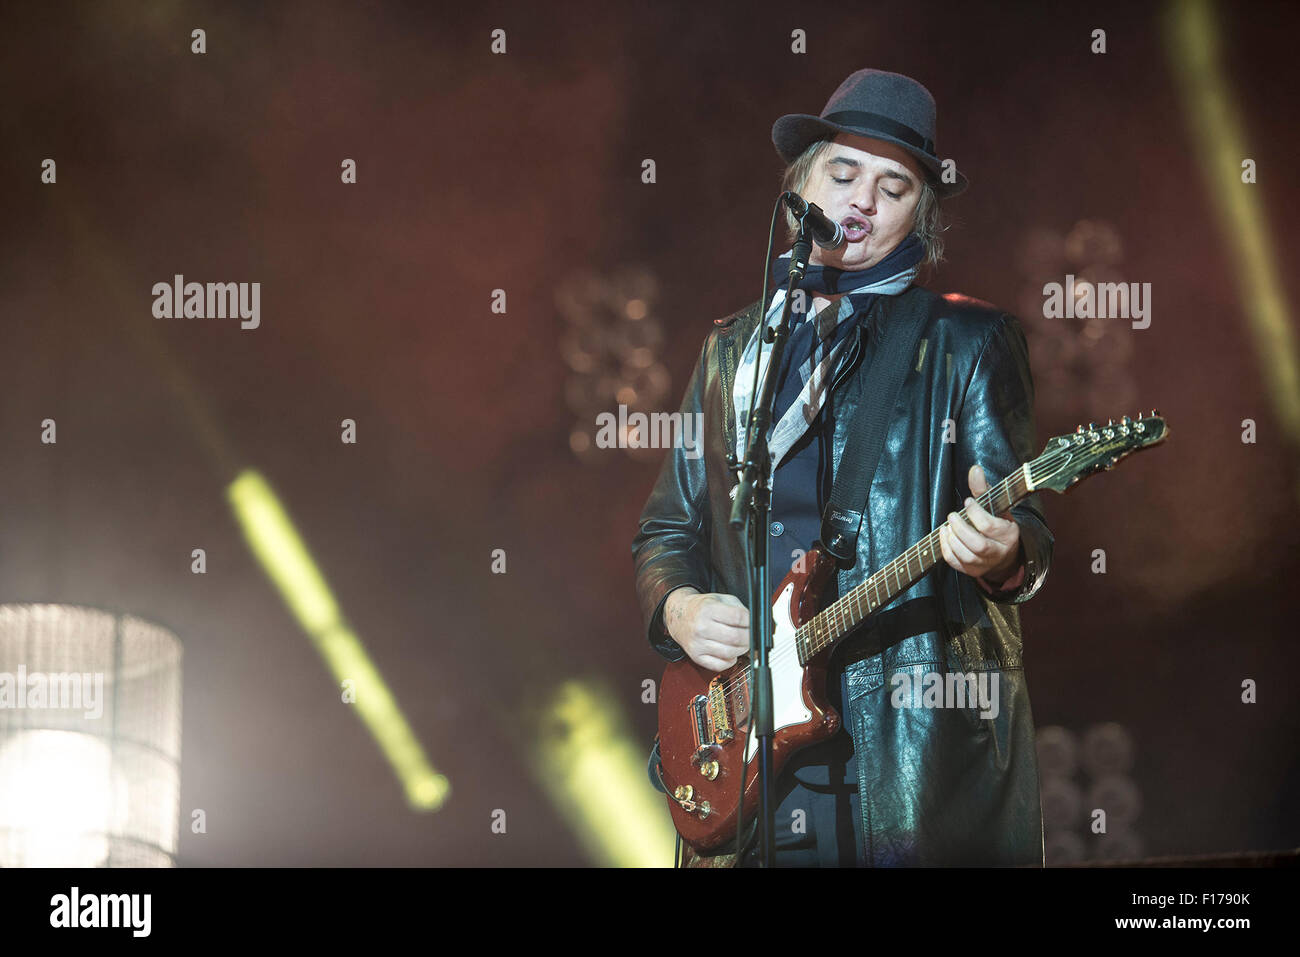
(743, 581, 813, 763)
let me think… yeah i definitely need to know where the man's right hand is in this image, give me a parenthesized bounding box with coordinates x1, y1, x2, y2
(664, 587, 751, 672)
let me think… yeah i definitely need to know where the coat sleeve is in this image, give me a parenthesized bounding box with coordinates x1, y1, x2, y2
(631, 334, 715, 660)
(953, 313, 1053, 605)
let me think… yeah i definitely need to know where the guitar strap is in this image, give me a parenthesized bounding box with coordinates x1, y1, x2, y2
(819, 286, 931, 564)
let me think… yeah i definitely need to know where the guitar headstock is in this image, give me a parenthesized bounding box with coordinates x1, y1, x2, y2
(1030, 412, 1169, 494)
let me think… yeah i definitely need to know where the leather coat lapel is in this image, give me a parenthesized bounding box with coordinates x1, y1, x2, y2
(714, 300, 765, 459)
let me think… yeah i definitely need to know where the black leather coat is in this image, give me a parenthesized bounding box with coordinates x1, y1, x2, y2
(633, 285, 1053, 866)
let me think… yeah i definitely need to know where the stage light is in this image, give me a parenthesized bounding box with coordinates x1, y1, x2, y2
(0, 605, 180, 867)
(1036, 724, 1079, 778)
(1081, 721, 1135, 777)
(1168, 0, 1300, 470)
(532, 680, 678, 867)
(1038, 722, 1143, 866)
(557, 267, 670, 464)
(226, 470, 449, 811)
(0, 731, 124, 866)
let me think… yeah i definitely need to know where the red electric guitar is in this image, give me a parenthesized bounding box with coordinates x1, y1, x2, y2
(657, 412, 1169, 852)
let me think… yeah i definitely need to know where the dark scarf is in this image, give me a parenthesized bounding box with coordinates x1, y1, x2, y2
(770, 231, 926, 296)
(766, 233, 926, 428)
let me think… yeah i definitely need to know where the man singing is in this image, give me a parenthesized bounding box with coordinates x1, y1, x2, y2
(633, 68, 1053, 866)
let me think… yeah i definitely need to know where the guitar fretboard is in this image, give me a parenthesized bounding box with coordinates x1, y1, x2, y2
(793, 466, 1032, 664)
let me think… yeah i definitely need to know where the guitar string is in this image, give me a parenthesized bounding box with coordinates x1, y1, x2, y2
(709, 438, 1100, 705)
(714, 432, 1138, 704)
(713, 470, 1023, 703)
(712, 442, 1077, 703)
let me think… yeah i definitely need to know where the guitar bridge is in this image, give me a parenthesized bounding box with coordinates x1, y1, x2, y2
(689, 695, 718, 759)
(690, 673, 748, 764)
(708, 677, 734, 743)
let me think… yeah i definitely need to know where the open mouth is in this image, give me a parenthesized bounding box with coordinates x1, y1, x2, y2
(841, 217, 872, 243)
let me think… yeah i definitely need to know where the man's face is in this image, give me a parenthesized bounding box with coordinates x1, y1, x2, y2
(799, 133, 926, 271)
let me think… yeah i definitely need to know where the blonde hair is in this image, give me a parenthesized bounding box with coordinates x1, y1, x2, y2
(779, 138, 946, 270)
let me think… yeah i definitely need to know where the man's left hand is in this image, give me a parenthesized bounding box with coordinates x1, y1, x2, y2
(938, 464, 1022, 584)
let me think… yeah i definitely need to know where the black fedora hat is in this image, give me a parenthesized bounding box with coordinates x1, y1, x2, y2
(772, 68, 967, 197)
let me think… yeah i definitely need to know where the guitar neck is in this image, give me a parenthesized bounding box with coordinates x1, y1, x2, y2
(793, 413, 1168, 661)
(798, 465, 1032, 660)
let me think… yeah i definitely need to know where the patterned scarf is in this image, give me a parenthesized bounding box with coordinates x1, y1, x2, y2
(731, 233, 925, 470)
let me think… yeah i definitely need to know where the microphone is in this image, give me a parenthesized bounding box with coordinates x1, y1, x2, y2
(782, 192, 845, 250)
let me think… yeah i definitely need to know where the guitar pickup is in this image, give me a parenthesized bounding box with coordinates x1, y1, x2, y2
(707, 678, 734, 742)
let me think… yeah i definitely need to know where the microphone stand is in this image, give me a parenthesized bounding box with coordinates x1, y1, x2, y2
(727, 219, 816, 868)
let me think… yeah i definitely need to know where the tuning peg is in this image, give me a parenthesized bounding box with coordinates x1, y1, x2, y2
(1076, 424, 1085, 433)
(1087, 422, 1098, 431)
(1106, 418, 1114, 426)
(1120, 415, 1132, 425)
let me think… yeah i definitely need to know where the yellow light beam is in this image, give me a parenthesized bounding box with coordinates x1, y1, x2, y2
(531, 680, 679, 867)
(25, 126, 451, 817)
(227, 470, 449, 810)
(1166, 0, 1300, 470)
